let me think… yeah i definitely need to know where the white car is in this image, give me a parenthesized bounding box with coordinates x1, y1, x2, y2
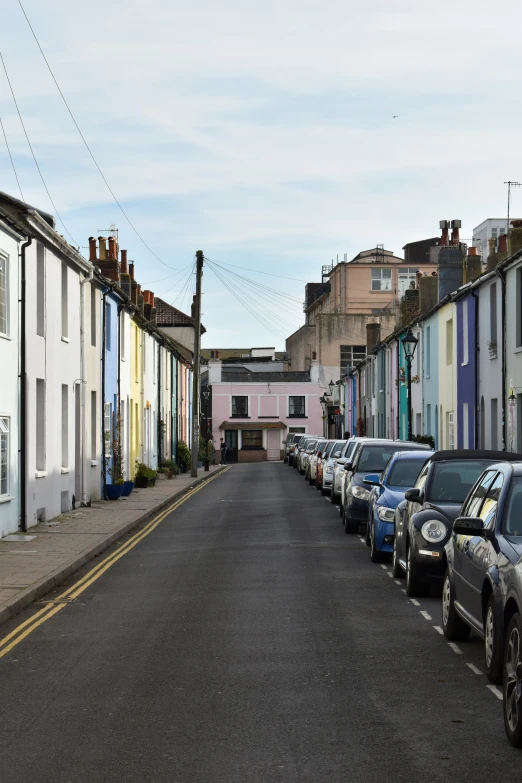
(320, 440, 346, 496)
(307, 439, 328, 484)
(331, 439, 360, 505)
(299, 438, 319, 475)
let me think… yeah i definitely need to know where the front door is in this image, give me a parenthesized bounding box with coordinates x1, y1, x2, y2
(225, 430, 238, 463)
(267, 429, 281, 460)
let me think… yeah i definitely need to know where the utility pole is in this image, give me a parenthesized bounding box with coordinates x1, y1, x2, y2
(191, 251, 204, 477)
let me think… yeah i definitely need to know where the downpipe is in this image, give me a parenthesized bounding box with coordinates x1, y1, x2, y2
(79, 268, 93, 505)
(19, 236, 32, 532)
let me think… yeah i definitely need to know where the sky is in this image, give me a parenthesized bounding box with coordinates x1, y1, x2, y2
(1, 0, 522, 349)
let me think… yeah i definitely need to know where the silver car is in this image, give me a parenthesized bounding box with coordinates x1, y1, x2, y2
(299, 438, 319, 476)
(321, 440, 347, 496)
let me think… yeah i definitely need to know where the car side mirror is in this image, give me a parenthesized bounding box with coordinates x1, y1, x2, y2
(344, 462, 353, 472)
(363, 474, 380, 486)
(317, 451, 322, 458)
(405, 488, 421, 503)
(453, 517, 486, 536)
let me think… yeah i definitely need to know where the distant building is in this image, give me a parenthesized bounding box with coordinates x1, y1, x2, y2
(472, 218, 513, 261)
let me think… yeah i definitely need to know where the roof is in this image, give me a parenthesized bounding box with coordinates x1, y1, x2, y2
(0, 190, 55, 228)
(429, 450, 522, 462)
(219, 421, 287, 430)
(155, 297, 206, 333)
(221, 370, 310, 383)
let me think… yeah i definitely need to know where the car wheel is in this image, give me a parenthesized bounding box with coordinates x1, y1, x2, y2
(315, 479, 321, 491)
(370, 523, 384, 563)
(504, 613, 522, 747)
(405, 539, 428, 597)
(391, 537, 403, 578)
(343, 506, 357, 534)
(441, 569, 471, 641)
(485, 593, 503, 684)
(320, 486, 328, 496)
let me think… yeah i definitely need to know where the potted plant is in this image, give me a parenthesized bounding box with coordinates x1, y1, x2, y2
(135, 461, 151, 488)
(121, 479, 134, 497)
(161, 459, 178, 479)
(156, 467, 168, 481)
(106, 412, 125, 500)
(177, 440, 191, 473)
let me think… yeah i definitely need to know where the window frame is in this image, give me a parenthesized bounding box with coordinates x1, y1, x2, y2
(0, 250, 9, 338)
(0, 415, 10, 497)
(231, 395, 249, 418)
(371, 267, 393, 292)
(288, 395, 306, 418)
(241, 429, 263, 450)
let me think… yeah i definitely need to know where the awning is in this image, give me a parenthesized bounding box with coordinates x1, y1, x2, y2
(219, 421, 287, 430)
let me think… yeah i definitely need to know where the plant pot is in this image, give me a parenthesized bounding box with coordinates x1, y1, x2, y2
(121, 481, 134, 496)
(156, 472, 167, 481)
(135, 476, 148, 488)
(167, 470, 176, 479)
(148, 478, 156, 487)
(106, 483, 124, 500)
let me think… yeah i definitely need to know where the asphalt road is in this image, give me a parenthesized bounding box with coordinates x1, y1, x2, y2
(0, 463, 520, 782)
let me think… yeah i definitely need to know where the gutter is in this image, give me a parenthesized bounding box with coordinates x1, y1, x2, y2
(19, 236, 32, 532)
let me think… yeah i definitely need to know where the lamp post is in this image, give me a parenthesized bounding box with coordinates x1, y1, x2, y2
(202, 388, 211, 471)
(402, 328, 418, 441)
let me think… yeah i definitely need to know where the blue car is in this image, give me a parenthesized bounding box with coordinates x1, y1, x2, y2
(365, 450, 434, 562)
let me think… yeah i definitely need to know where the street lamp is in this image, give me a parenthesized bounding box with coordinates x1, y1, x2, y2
(202, 387, 211, 471)
(401, 328, 418, 441)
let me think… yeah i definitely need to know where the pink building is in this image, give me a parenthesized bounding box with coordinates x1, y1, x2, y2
(207, 360, 323, 462)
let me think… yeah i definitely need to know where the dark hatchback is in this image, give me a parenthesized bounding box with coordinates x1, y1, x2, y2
(392, 450, 522, 597)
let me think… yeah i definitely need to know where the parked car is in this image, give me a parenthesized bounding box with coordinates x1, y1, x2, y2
(299, 438, 319, 475)
(442, 461, 522, 688)
(293, 435, 312, 470)
(315, 440, 336, 492)
(330, 438, 360, 505)
(289, 434, 307, 467)
(308, 439, 329, 485)
(284, 433, 302, 464)
(319, 440, 346, 496)
(341, 440, 430, 534)
(392, 450, 520, 597)
(365, 450, 434, 562)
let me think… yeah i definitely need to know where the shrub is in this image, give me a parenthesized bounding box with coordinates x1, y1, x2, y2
(411, 434, 435, 449)
(177, 440, 191, 470)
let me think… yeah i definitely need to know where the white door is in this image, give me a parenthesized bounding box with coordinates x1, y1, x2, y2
(267, 430, 280, 460)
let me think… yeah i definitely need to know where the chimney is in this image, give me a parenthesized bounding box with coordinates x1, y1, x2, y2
(143, 290, 152, 321)
(137, 284, 144, 315)
(438, 241, 463, 300)
(129, 261, 135, 280)
(108, 236, 117, 260)
(419, 275, 438, 314)
(487, 236, 508, 271)
(119, 249, 131, 299)
(208, 358, 222, 384)
(509, 219, 522, 257)
(150, 291, 157, 325)
(464, 246, 482, 283)
(88, 236, 97, 262)
(129, 263, 138, 305)
(98, 236, 107, 261)
(399, 288, 420, 325)
(440, 220, 449, 247)
(450, 219, 461, 246)
(366, 322, 381, 354)
(498, 234, 507, 253)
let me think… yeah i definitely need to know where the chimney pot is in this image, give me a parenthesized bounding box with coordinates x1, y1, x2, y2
(120, 249, 128, 273)
(88, 236, 97, 262)
(498, 234, 508, 253)
(98, 236, 107, 260)
(150, 292, 155, 307)
(468, 246, 478, 257)
(129, 262, 135, 281)
(108, 236, 117, 260)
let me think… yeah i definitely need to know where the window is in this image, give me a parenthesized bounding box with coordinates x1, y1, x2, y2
(36, 379, 45, 470)
(105, 302, 111, 351)
(91, 285, 97, 346)
(490, 283, 497, 356)
(371, 268, 392, 291)
(446, 319, 453, 365)
(398, 268, 419, 296)
(426, 326, 431, 377)
(462, 299, 469, 365)
(135, 330, 139, 381)
(91, 391, 97, 461)
(62, 385, 68, 468)
(491, 398, 498, 450)
(447, 411, 455, 449)
(429, 460, 495, 504)
(416, 413, 421, 435)
(242, 430, 263, 449)
(480, 472, 503, 527)
(463, 470, 497, 518)
(0, 416, 9, 496)
(517, 269, 522, 348)
(61, 261, 68, 338)
(37, 243, 45, 337)
(232, 396, 248, 417)
(0, 252, 9, 337)
(120, 312, 125, 360)
(288, 426, 306, 434)
(104, 402, 111, 457)
(462, 402, 469, 449)
(426, 404, 431, 436)
(501, 477, 522, 535)
(289, 396, 305, 417)
(340, 345, 366, 375)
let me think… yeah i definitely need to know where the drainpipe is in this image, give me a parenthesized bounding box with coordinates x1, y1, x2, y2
(101, 289, 108, 499)
(19, 236, 32, 532)
(497, 267, 507, 450)
(471, 289, 480, 448)
(117, 303, 122, 481)
(79, 268, 93, 505)
(396, 341, 400, 439)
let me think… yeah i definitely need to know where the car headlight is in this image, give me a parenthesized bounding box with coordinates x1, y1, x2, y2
(377, 506, 396, 522)
(352, 486, 370, 500)
(421, 520, 447, 543)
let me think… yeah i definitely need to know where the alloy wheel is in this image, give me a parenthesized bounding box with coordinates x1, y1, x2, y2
(442, 575, 451, 628)
(505, 626, 522, 734)
(485, 605, 495, 668)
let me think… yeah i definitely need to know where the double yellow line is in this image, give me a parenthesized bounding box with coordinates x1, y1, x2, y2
(0, 468, 229, 660)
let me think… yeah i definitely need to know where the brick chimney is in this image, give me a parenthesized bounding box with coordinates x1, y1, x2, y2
(366, 322, 381, 354)
(119, 249, 131, 299)
(399, 288, 420, 324)
(419, 275, 438, 313)
(450, 219, 461, 246)
(509, 219, 522, 257)
(464, 246, 482, 283)
(98, 236, 107, 260)
(88, 236, 97, 262)
(487, 236, 508, 271)
(129, 262, 138, 305)
(95, 235, 120, 281)
(137, 284, 144, 315)
(440, 220, 449, 247)
(143, 290, 152, 321)
(150, 292, 157, 325)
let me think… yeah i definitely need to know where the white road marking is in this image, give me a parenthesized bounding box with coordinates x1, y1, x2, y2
(466, 663, 483, 675)
(359, 537, 365, 543)
(387, 572, 394, 578)
(380, 564, 388, 570)
(448, 643, 463, 655)
(401, 589, 406, 594)
(433, 626, 444, 635)
(420, 610, 432, 620)
(487, 685, 503, 700)
(410, 598, 421, 606)
(394, 580, 402, 585)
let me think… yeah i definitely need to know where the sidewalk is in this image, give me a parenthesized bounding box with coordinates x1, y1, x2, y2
(0, 466, 225, 626)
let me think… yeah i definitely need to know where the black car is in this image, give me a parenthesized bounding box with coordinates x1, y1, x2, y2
(392, 450, 522, 597)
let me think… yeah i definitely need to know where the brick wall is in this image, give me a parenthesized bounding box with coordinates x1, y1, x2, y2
(238, 450, 267, 463)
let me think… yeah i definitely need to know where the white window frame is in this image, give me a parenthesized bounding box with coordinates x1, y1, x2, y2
(0, 415, 10, 497)
(0, 251, 9, 338)
(371, 267, 392, 292)
(462, 300, 469, 365)
(104, 402, 111, 458)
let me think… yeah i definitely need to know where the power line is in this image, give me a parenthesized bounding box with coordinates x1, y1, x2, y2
(15, 0, 178, 270)
(204, 256, 310, 283)
(0, 116, 24, 201)
(205, 258, 305, 311)
(0, 50, 77, 245)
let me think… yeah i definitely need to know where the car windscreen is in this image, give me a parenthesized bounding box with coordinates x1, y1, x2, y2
(388, 457, 430, 487)
(428, 460, 497, 504)
(331, 442, 345, 459)
(306, 440, 318, 452)
(356, 445, 402, 473)
(501, 478, 522, 536)
(323, 442, 335, 457)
